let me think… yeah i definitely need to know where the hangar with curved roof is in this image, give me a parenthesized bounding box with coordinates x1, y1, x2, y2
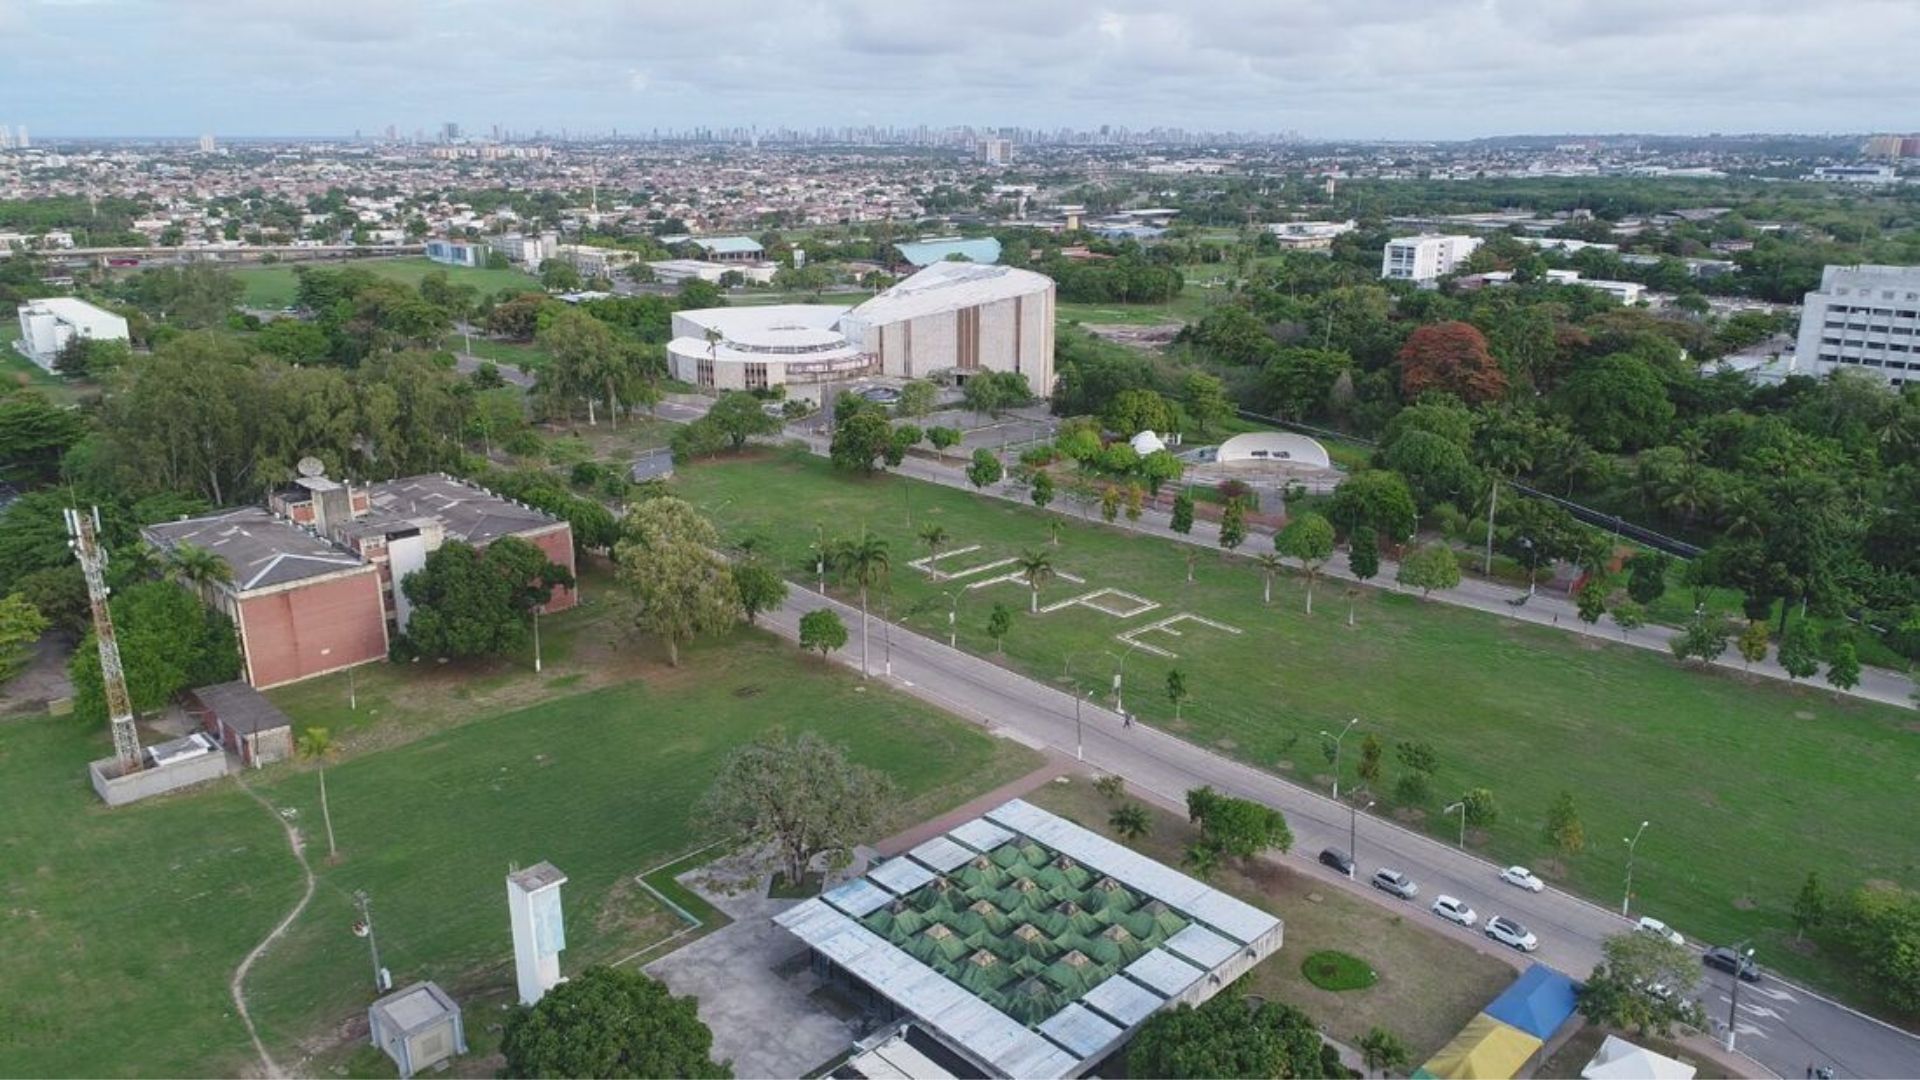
(1214, 432, 1332, 469)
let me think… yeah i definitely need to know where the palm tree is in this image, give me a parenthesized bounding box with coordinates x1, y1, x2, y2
(165, 542, 233, 593)
(918, 524, 950, 567)
(1016, 548, 1054, 614)
(833, 529, 890, 677)
(1110, 802, 1151, 841)
(296, 726, 339, 860)
(1254, 552, 1284, 605)
(1046, 518, 1064, 548)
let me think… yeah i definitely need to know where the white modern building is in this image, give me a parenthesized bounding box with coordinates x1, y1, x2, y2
(1381, 234, 1483, 283)
(424, 238, 487, 268)
(666, 261, 1055, 400)
(486, 231, 559, 267)
(1793, 264, 1920, 386)
(647, 259, 778, 285)
(15, 298, 130, 371)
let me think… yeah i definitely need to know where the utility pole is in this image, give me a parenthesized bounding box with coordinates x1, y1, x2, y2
(354, 890, 386, 993)
(1724, 946, 1754, 1053)
(1483, 478, 1499, 576)
(67, 507, 141, 774)
(1320, 717, 1359, 800)
(1622, 820, 1650, 916)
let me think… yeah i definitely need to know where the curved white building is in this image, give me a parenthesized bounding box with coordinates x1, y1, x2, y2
(667, 304, 874, 393)
(1215, 432, 1332, 469)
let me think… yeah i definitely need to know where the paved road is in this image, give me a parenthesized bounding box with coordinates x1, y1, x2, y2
(754, 586, 1920, 1080)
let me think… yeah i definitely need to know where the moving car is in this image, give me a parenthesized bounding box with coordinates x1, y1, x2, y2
(1431, 894, 1478, 927)
(1486, 915, 1539, 952)
(1317, 848, 1355, 878)
(1500, 865, 1546, 892)
(1371, 868, 1419, 899)
(1703, 946, 1762, 983)
(1637, 916, 1684, 946)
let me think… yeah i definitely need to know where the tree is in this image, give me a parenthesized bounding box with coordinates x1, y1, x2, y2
(1792, 871, 1827, 942)
(1253, 552, 1283, 606)
(1356, 733, 1383, 787)
(1110, 801, 1152, 841)
(69, 581, 239, 726)
(830, 528, 890, 676)
(1669, 610, 1730, 666)
(1129, 992, 1333, 1080)
(1103, 387, 1176, 436)
(967, 448, 1004, 490)
(732, 559, 788, 627)
(1182, 372, 1232, 434)
(615, 498, 741, 667)
(1778, 617, 1820, 680)
(700, 728, 894, 887)
(1277, 512, 1335, 614)
(1383, 429, 1482, 514)
(961, 370, 1031, 420)
(1348, 525, 1380, 584)
(295, 726, 340, 860)
(501, 965, 729, 1079)
(1170, 490, 1195, 535)
(830, 410, 894, 474)
(1610, 599, 1645, 639)
(1217, 498, 1246, 551)
(1545, 791, 1586, 856)
(1627, 552, 1671, 605)
(1359, 1027, 1411, 1075)
(1835, 883, 1920, 1013)
(926, 425, 961, 461)
(896, 379, 937, 418)
(1558, 353, 1676, 452)
(0, 593, 47, 683)
(1461, 786, 1499, 828)
(918, 524, 950, 565)
(797, 608, 848, 663)
(1329, 471, 1417, 543)
(1397, 543, 1460, 598)
(987, 601, 1013, 653)
(1141, 449, 1184, 495)
(1165, 668, 1189, 720)
(1186, 785, 1293, 861)
(1826, 639, 1861, 693)
(1016, 548, 1053, 614)
(1736, 620, 1770, 670)
(402, 538, 572, 660)
(538, 258, 583, 292)
(705, 391, 781, 450)
(1577, 932, 1704, 1038)
(1398, 322, 1508, 405)
(1030, 469, 1054, 510)
(1100, 484, 1121, 523)
(1576, 578, 1608, 625)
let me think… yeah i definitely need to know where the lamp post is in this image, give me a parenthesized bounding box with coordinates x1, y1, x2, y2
(1063, 654, 1095, 760)
(1622, 819, 1650, 917)
(1444, 800, 1467, 849)
(1724, 946, 1755, 1053)
(1349, 793, 1375, 863)
(882, 600, 893, 678)
(1319, 718, 1359, 799)
(941, 590, 960, 648)
(812, 522, 827, 594)
(1107, 641, 1143, 720)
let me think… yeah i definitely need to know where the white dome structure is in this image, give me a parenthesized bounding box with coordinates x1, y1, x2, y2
(1129, 430, 1167, 455)
(1215, 432, 1332, 469)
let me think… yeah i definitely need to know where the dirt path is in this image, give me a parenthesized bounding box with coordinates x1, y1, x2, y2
(230, 774, 317, 1080)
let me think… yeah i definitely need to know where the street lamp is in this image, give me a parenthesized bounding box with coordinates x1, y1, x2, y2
(941, 590, 960, 648)
(1519, 536, 1538, 597)
(1348, 793, 1375, 864)
(1622, 820, 1650, 917)
(1444, 800, 1467, 849)
(1063, 654, 1098, 760)
(1724, 945, 1756, 1053)
(1106, 641, 1144, 721)
(1319, 718, 1359, 799)
(812, 522, 828, 593)
(882, 600, 893, 678)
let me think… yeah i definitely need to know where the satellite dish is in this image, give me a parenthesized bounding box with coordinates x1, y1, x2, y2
(297, 456, 326, 478)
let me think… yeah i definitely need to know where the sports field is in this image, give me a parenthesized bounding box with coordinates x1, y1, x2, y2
(674, 453, 1920, 1000)
(229, 256, 539, 308)
(0, 633, 1039, 1076)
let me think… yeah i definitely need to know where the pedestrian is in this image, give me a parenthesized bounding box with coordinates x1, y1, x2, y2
(1123, 711, 1133, 729)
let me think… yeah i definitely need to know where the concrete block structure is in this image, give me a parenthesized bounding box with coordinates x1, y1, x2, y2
(368, 981, 467, 1079)
(15, 297, 129, 370)
(1381, 234, 1483, 283)
(507, 862, 568, 1006)
(89, 732, 230, 807)
(187, 680, 294, 768)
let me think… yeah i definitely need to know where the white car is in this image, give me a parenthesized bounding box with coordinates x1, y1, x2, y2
(1431, 894, 1478, 927)
(1501, 865, 1545, 892)
(1637, 916, 1684, 946)
(1486, 915, 1539, 952)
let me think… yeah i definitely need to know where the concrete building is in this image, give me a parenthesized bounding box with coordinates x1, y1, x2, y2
(187, 681, 294, 768)
(1794, 264, 1920, 386)
(647, 258, 778, 285)
(775, 798, 1283, 1079)
(369, 982, 467, 1079)
(424, 238, 488, 268)
(1806, 164, 1899, 185)
(15, 297, 130, 371)
(667, 304, 874, 394)
(979, 137, 1013, 165)
(1381, 234, 1483, 283)
(1265, 220, 1355, 251)
(486, 231, 559, 267)
(688, 236, 764, 263)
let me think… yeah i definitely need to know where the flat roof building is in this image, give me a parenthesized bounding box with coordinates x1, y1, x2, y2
(1793, 264, 1920, 387)
(15, 297, 129, 371)
(1381, 234, 1483, 284)
(425, 238, 487, 268)
(689, 236, 764, 262)
(776, 799, 1282, 1079)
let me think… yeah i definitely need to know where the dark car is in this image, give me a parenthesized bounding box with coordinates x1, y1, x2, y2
(1318, 848, 1355, 877)
(1703, 946, 1761, 983)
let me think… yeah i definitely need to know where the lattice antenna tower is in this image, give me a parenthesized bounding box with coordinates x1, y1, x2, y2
(66, 506, 142, 773)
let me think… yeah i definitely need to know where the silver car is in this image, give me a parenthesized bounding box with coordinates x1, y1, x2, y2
(1372, 868, 1419, 899)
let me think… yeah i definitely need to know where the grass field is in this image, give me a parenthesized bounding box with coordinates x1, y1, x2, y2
(230, 257, 539, 309)
(444, 331, 552, 372)
(1, 624, 1039, 1076)
(0, 322, 96, 407)
(672, 453, 1920, 1006)
(1029, 779, 1514, 1058)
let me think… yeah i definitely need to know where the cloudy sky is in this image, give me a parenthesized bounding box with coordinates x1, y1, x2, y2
(6, 0, 1918, 139)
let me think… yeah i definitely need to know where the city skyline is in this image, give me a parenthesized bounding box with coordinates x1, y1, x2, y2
(6, 0, 1919, 140)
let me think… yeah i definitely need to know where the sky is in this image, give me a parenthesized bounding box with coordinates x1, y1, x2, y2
(6, 0, 1919, 140)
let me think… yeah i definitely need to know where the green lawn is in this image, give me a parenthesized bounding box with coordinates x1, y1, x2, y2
(1, 631, 1040, 1076)
(230, 257, 540, 309)
(444, 331, 551, 371)
(0, 321, 96, 406)
(672, 453, 1920, 1009)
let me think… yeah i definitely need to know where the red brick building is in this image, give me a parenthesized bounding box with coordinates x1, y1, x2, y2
(146, 473, 577, 689)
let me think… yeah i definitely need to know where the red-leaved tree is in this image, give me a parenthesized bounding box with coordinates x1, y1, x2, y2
(1397, 322, 1508, 404)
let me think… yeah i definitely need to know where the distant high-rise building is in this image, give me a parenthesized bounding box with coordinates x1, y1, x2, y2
(198, 133, 216, 153)
(0, 126, 12, 151)
(441, 121, 460, 142)
(979, 137, 1013, 165)
(16, 125, 28, 149)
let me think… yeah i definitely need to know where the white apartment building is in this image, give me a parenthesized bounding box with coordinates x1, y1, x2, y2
(486, 231, 559, 267)
(1794, 265, 1920, 386)
(16, 298, 130, 371)
(1381, 234, 1483, 283)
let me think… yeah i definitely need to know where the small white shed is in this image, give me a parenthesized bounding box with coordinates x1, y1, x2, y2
(368, 981, 466, 1078)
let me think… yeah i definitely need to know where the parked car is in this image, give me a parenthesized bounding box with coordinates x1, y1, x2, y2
(1703, 946, 1762, 983)
(1500, 865, 1545, 892)
(1486, 915, 1539, 952)
(1431, 894, 1478, 927)
(1317, 848, 1355, 877)
(1371, 868, 1419, 899)
(1637, 916, 1684, 946)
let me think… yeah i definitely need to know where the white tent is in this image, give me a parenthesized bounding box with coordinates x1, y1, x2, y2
(1130, 430, 1167, 455)
(1580, 1034, 1697, 1080)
